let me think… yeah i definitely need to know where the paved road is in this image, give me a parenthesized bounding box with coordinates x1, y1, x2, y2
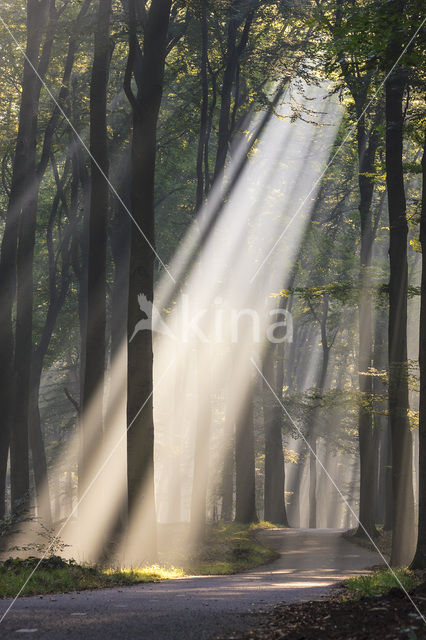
(0, 528, 382, 639)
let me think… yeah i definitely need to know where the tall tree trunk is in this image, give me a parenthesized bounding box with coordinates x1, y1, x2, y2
(356, 117, 379, 538)
(386, 61, 415, 566)
(70, 77, 90, 488)
(411, 131, 426, 568)
(6, 0, 52, 514)
(80, 0, 112, 505)
(189, 1, 211, 534)
(125, 0, 171, 562)
(333, 0, 381, 539)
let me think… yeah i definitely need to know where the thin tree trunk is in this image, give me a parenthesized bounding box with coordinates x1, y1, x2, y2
(308, 434, 317, 528)
(308, 295, 331, 528)
(373, 307, 389, 527)
(195, 0, 209, 210)
(356, 117, 380, 538)
(221, 365, 235, 521)
(386, 60, 415, 566)
(221, 426, 234, 521)
(411, 131, 426, 568)
(213, 0, 254, 181)
(70, 78, 90, 486)
(190, 345, 211, 535)
(263, 343, 288, 525)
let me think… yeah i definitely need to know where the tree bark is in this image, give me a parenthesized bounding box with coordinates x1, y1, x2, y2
(308, 295, 330, 528)
(5, 0, 52, 514)
(80, 0, 112, 505)
(195, 0, 209, 210)
(221, 424, 234, 521)
(125, 0, 171, 562)
(373, 306, 389, 527)
(411, 131, 426, 568)
(386, 62, 415, 566)
(263, 343, 289, 525)
(190, 345, 211, 535)
(235, 378, 258, 523)
(356, 117, 380, 539)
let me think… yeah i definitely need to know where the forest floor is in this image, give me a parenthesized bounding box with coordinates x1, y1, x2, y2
(222, 582, 426, 639)
(0, 528, 384, 639)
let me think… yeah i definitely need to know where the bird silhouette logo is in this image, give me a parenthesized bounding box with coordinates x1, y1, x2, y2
(129, 293, 174, 342)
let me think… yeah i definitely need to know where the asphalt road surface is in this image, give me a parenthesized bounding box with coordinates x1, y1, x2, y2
(0, 528, 382, 639)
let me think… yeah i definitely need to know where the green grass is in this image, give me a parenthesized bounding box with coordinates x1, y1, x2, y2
(184, 521, 279, 575)
(0, 522, 279, 596)
(345, 568, 418, 599)
(0, 557, 184, 598)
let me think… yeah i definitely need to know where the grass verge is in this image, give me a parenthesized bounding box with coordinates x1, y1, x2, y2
(0, 522, 279, 597)
(0, 556, 184, 598)
(344, 568, 419, 599)
(184, 521, 279, 575)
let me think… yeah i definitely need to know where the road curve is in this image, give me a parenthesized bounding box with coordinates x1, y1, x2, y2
(0, 528, 382, 639)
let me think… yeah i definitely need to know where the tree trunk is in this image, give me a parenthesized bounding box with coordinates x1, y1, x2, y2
(308, 295, 330, 529)
(70, 79, 90, 490)
(308, 434, 317, 528)
(221, 430, 234, 521)
(125, 0, 171, 562)
(263, 343, 288, 525)
(190, 345, 211, 535)
(356, 118, 379, 539)
(190, 6, 212, 523)
(373, 307, 389, 527)
(235, 380, 258, 523)
(29, 365, 52, 525)
(411, 131, 426, 568)
(80, 0, 112, 503)
(213, 0, 254, 181)
(386, 63, 415, 566)
(195, 0, 209, 210)
(221, 367, 235, 521)
(7, 0, 52, 514)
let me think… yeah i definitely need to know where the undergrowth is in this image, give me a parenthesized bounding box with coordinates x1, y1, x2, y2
(0, 556, 184, 597)
(345, 568, 418, 599)
(185, 521, 279, 575)
(0, 521, 279, 596)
